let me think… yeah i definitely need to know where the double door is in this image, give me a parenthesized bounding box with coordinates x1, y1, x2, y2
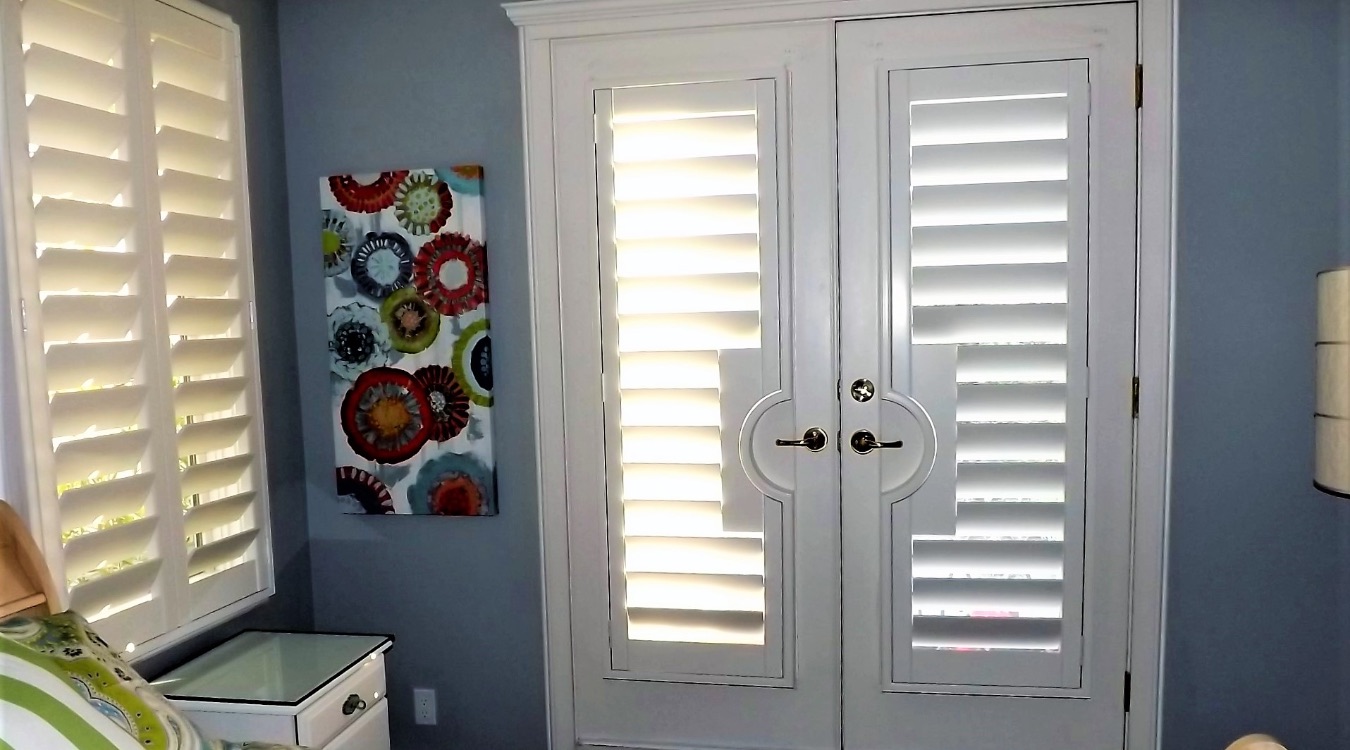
(548, 4, 1138, 748)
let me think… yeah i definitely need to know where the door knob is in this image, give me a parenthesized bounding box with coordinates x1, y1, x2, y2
(775, 427, 828, 452)
(850, 429, 903, 455)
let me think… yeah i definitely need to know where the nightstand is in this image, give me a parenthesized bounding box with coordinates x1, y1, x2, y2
(152, 631, 393, 750)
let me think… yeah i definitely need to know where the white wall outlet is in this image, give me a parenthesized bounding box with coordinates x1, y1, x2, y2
(413, 687, 437, 725)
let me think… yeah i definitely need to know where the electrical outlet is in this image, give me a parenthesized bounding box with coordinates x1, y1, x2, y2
(413, 687, 437, 726)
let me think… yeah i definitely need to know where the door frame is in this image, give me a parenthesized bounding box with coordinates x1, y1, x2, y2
(504, 1, 1177, 748)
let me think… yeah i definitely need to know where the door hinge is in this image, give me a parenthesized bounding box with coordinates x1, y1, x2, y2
(1131, 376, 1140, 418)
(1135, 64, 1144, 109)
(18, 298, 28, 333)
(1123, 670, 1132, 712)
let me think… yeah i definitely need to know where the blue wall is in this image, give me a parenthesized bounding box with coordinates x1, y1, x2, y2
(1167, 0, 1349, 747)
(276, 0, 547, 747)
(141, 0, 315, 677)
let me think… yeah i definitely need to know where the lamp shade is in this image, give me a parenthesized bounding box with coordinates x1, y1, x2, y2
(1316, 267, 1350, 497)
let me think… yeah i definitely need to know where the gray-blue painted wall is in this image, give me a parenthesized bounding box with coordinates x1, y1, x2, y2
(270, 0, 1350, 747)
(1168, 0, 1349, 747)
(276, 0, 547, 747)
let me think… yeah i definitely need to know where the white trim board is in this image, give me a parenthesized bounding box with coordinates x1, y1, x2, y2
(506, 2, 1177, 749)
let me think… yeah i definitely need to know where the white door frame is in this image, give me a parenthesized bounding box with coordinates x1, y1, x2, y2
(504, 1, 1176, 748)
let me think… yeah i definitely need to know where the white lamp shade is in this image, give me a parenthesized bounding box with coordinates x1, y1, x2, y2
(1316, 267, 1350, 497)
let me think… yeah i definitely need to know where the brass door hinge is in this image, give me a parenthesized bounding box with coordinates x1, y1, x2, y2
(1135, 64, 1144, 109)
(1131, 376, 1140, 418)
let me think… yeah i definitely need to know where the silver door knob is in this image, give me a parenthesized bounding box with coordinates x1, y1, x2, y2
(775, 427, 828, 452)
(850, 429, 903, 454)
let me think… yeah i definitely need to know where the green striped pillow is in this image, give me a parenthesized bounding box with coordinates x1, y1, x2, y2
(0, 637, 142, 750)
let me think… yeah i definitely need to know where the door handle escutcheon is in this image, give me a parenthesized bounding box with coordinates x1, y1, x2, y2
(775, 427, 828, 452)
(850, 429, 903, 455)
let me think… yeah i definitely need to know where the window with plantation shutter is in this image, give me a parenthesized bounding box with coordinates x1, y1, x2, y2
(1, 0, 271, 656)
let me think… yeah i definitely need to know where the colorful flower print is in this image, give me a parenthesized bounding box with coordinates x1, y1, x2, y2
(414, 365, 471, 442)
(329, 303, 390, 380)
(407, 451, 495, 516)
(351, 232, 414, 299)
(322, 210, 353, 276)
(340, 367, 433, 464)
(436, 165, 484, 196)
(453, 318, 492, 406)
(394, 172, 453, 235)
(328, 171, 409, 213)
(379, 287, 440, 354)
(335, 466, 394, 514)
(412, 232, 488, 316)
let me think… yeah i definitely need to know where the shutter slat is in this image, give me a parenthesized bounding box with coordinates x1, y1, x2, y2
(912, 222, 1067, 267)
(913, 579, 1063, 617)
(164, 256, 236, 298)
(176, 415, 249, 457)
(618, 273, 759, 315)
(179, 454, 251, 499)
(161, 213, 235, 258)
(40, 294, 140, 342)
(956, 344, 1066, 384)
(170, 338, 243, 378)
(52, 429, 149, 485)
(183, 491, 254, 537)
(612, 81, 756, 121)
(62, 515, 157, 577)
(627, 608, 763, 645)
(45, 341, 142, 391)
(910, 96, 1068, 147)
(49, 384, 145, 437)
(626, 572, 763, 611)
(911, 139, 1067, 187)
(159, 170, 233, 217)
(956, 423, 1064, 463)
(67, 559, 161, 617)
(912, 616, 1061, 650)
(153, 82, 230, 138)
(59, 473, 154, 532)
(614, 155, 758, 201)
(150, 38, 226, 99)
(624, 500, 726, 536)
(625, 537, 762, 576)
(615, 195, 758, 240)
(21, 0, 125, 64)
(956, 463, 1066, 502)
(619, 351, 721, 390)
(956, 501, 1064, 539)
(167, 298, 240, 337)
(24, 44, 124, 112)
(186, 528, 257, 577)
(612, 115, 758, 163)
(620, 389, 721, 428)
(156, 126, 230, 178)
(617, 234, 759, 278)
(913, 303, 1066, 346)
(27, 96, 126, 157)
(621, 426, 721, 465)
(174, 377, 245, 417)
(618, 311, 759, 353)
(621, 463, 722, 502)
(957, 383, 1067, 423)
(37, 249, 138, 294)
(912, 181, 1067, 228)
(912, 263, 1066, 307)
(147, 2, 225, 58)
(33, 198, 135, 248)
(30, 148, 130, 206)
(912, 539, 1063, 579)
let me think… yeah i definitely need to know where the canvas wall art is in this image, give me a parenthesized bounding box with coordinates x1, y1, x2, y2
(322, 167, 496, 516)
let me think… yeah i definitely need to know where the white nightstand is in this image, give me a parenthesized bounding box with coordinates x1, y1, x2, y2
(152, 631, 393, 750)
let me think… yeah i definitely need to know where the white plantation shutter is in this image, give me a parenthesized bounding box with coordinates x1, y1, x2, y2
(596, 80, 783, 676)
(2, 0, 270, 654)
(900, 61, 1087, 686)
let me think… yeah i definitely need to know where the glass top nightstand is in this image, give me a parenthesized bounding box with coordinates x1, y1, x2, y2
(153, 631, 393, 706)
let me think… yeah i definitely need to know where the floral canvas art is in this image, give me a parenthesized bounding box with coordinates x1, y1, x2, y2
(322, 167, 496, 516)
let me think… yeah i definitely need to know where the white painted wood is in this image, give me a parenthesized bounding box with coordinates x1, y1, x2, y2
(296, 655, 387, 747)
(324, 698, 390, 750)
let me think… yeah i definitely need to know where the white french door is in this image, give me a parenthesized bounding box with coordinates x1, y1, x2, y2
(837, 5, 1138, 749)
(544, 4, 1139, 749)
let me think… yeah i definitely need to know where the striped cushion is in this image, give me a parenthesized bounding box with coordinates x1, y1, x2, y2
(0, 637, 143, 750)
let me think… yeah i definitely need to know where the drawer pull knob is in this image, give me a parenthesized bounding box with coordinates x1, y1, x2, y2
(342, 694, 367, 715)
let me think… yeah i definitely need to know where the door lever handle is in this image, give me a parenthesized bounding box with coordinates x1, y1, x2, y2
(850, 429, 903, 455)
(775, 427, 828, 452)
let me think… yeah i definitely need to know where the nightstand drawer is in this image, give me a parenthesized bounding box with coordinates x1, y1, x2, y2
(326, 698, 390, 750)
(297, 651, 387, 748)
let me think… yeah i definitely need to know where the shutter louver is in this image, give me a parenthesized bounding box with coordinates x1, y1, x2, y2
(600, 81, 771, 653)
(6, 0, 270, 651)
(904, 63, 1084, 670)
